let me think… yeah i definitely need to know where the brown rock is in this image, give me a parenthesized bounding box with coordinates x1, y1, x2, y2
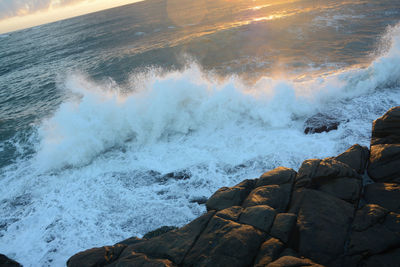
(256, 167, 297, 187)
(370, 106, 400, 146)
(288, 189, 354, 265)
(107, 252, 176, 267)
(67, 244, 127, 267)
(253, 237, 285, 267)
(215, 206, 243, 222)
(364, 183, 400, 213)
(120, 211, 215, 264)
(239, 205, 276, 232)
(295, 158, 359, 189)
(266, 255, 325, 267)
(242, 184, 292, 212)
(368, 144, 400, 183)
(352, 204, 388, 232)
(206, 179, 255, 211)
(183, 216, 265, 267)
(270, 213, 297, 243)
(334, 144, 369, 174)
(361, 247, 400, 267)
(318, 177, 361, 203)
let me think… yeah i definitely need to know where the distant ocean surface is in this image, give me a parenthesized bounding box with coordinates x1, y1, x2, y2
(1, 0, 400, 265)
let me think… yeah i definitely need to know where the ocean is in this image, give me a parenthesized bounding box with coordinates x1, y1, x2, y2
(1, 0, 400, 265)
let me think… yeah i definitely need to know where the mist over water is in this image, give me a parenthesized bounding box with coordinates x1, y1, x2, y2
(1, 0, 400, 266)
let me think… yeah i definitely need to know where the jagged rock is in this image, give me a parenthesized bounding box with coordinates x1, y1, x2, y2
(143, 226, 178, 239)
(0, 254, 22, 267)
(270, 213, 297, 243)
(256, 167, 297, 187)
(161, 170, 191, 181)
(116, 237, 143, 246)
(334, 144, 369, 174)
(295, 158, 359, 189)
(239, 205, 276, 232)
(182, 216, 266, 267)
(318, 177, 361, 204)
(303, 113, 340, 134)
(206, 179, 255, 211)
(119, 211, 215, 265)
(242, 184, 292, 212)
(370, 106, 400, 146)
(352, 204, 388, 232)
(289, 188, 354, 265)
(107, 252, 176, 267)
(253, 237, 285, 267)
(364, 183, 400, 213)
(368, 144, 400, 183)
(361, 247, 400, 267)
(215, 206, 243, 221)
(67, 244, 127, 267)
(267, 255, 325, 267)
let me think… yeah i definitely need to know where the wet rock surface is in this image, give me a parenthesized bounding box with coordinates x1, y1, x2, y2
(66, 106, 400, 267)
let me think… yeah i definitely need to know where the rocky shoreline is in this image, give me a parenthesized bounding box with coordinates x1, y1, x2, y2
(3, 107, 400, 266)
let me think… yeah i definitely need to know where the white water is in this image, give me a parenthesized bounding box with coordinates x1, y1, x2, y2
(1, 23, 400, 267)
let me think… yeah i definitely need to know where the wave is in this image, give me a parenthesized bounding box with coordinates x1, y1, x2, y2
(35, 22, 400, 171)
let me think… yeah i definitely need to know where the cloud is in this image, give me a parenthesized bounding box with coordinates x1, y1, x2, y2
(0, 0, 86, 20)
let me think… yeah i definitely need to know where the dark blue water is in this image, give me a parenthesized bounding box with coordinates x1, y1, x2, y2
(1, 0, 400, 265)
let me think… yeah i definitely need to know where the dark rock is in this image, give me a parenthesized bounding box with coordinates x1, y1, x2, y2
(256, 167, 297, 187)
(120, 211, 215, 265)
(183, 216, 266, 267)
(295, 158, 359, 189)
(348, 223, 400, 255)
(352, 204, 388, 232)
(67, 244, 127, 267)
(215, 206, 243, 222)
(116, 237, 143, 246)
(370, 106, 400, 146)
(267, 255, 325, 267)
(107, 252, 176, 267)
(318, 177, 361, 203)
(288, 188, 354, 265)
(279, 248, 299, 258)
(206, 179, 255, 211)
(242, 184, 292, 212)
(368, 144, 400, 183)
(270, 213, 297, 243)
(361, 247, 400, 267)
(304, 113, 340, 134)
(189, 197, 208, 205)
(239, 205, 276, 232)
(364, 183, 400, 213)
(253, 237, 285, 267)
(334, 144, 369, 174)
(160, 170, 191, 182)
(0, 254, 22, 267)
(384, 212, 400, 233)
(143, 226, 178, 239)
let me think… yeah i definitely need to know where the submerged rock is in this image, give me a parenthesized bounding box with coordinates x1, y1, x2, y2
(304, 113, 341, 134)
(0, 254, 22, 267)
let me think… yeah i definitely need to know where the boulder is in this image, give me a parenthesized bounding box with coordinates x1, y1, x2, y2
(239, 205, 276, 232)
(368, 144, 400, 183)
(242, 184, 292, 212)
(67, 244, 127, 267)
(0, 254, 22, 267)
(120, 211, 215, 265)
(351, 204, 388, 232)
(295, 158, 359, 189)
(334, 144, 369, 174)
(206, 179, 255, 211)
(107, 252, 176, 267)
(215, 206, 243, 222)
(253, 237, 285, 267)
(183, 216, 266, 267)
(267, 255, 325, 267)
(256, 167, 297, 187)
(143, 226, 178, 239)
(318, 177, 361, 204)
(270, 213, 297, 243)
(370, 106, 400, 146)
(364, 183, 400, 213)
(303, 113, 340, 134)
(288, 189, 354, 265)
(361, 248, 400, 267)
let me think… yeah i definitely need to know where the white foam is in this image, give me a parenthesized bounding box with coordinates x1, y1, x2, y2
(1, 21, 400, 267)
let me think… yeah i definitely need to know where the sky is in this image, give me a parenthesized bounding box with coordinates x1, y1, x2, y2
(0, 0, 143, 34)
